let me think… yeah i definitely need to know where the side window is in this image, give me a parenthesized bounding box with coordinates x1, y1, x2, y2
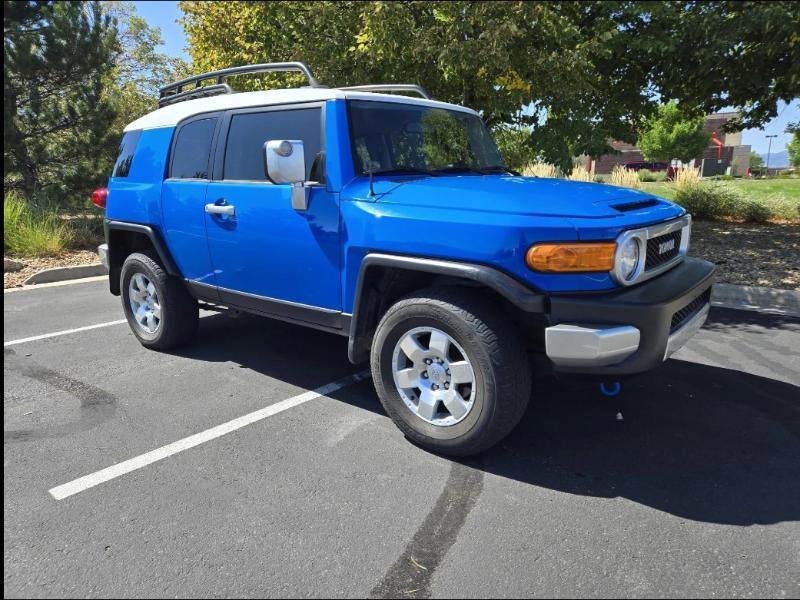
(170, 118, 217, 179)
(223, 107, 322, 181)
(111, 130, 142, 178)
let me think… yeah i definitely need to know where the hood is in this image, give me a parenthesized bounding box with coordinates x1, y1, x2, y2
(342, 175, 679, 219)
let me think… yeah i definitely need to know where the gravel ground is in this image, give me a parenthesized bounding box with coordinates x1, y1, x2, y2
(4, 220, 798, 290)
(3, 250, 100, 289)
(691, 220, 799, 290)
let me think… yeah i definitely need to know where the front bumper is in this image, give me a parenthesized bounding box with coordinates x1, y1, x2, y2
(545, 257, 715, 376)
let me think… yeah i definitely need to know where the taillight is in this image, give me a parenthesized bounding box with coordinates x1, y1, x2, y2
(92, 187, 108, 209)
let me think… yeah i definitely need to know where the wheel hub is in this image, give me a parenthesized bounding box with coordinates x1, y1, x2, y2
(428, 363, 448, 386)
(128, 272, 161, 334)
(391, 327, 476, 427)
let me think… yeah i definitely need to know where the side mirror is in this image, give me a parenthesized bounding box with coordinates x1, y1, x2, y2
(263, 139, 309, 210)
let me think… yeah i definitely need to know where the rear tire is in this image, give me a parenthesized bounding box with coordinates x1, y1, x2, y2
(120, 252, 198, 350)
(371, 287, 531, 456)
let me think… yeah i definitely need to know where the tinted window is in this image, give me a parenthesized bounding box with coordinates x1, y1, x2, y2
(348, 100, 503, 175)
(224, 108, 322, 181)
(111, 130, 142, 178)
(171, 118, 217, 179)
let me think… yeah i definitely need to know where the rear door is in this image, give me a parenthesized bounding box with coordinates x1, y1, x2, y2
(204, 103, 341, 312)
(161, 114, 221, 284)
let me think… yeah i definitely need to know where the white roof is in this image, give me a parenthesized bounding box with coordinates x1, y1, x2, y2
(124, 88, 478, 131)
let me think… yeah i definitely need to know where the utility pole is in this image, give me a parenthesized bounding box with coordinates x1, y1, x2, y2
(765, 134, 778, 176)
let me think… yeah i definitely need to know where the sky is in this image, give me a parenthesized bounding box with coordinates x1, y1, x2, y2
(135, 1, 797, 160)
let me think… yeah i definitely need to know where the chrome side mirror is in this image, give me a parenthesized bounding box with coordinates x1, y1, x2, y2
(263, 139, 310, 210)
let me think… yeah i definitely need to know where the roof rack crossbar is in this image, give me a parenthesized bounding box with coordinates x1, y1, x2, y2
(339, 84, 432, 100)
(158, 62, 322, 107)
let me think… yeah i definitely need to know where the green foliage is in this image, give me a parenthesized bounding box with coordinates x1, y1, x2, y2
(4, 1, 120, 199)
(180, 1, 800, 171)
(4, 2, 189, 216)
(637, 169, 665, 182)
(749, 151, 764, 170)
(637, 102, 710, 162)
(674, 182, 775, 222)
(4, 192, 73, 256)
(105, 2, 192, 135)
(492, 125, 537, 171)
(788, 122, 800, 168)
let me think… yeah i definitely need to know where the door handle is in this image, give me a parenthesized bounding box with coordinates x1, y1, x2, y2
(205, 203, 235, 217)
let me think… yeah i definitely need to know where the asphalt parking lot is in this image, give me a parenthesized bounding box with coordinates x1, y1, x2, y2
(4, 278, 800, 598)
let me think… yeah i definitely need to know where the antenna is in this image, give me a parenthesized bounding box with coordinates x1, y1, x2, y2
(368, 166, 376, 198)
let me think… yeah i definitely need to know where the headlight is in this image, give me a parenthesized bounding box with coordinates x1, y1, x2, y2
(617, 237, 640, 281)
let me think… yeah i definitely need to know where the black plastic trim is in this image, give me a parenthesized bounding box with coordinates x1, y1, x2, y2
(105, 220, 181, 277)
(186, 281, 350, 337)
(347, 253, 546, 362)
(548, 257, 716, 376)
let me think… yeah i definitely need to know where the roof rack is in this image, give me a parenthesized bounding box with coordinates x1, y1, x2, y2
(157, 62, 434, 108)
(158, 62, 323, 108)
(339, 84, 432, 100)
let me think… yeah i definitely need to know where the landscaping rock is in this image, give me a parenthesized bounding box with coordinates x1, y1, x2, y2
(4, 257, 24, 272)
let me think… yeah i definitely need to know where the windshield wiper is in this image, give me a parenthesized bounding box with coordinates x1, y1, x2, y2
(478, 165, 520, 175)
(435, 165, 519, 176)
(367, 167, 441, 177)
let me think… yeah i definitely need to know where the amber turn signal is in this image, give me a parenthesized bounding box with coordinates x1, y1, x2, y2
(526, 242, 616, 273)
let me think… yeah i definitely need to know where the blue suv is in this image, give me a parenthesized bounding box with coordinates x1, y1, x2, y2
(95, 62, 714, 456)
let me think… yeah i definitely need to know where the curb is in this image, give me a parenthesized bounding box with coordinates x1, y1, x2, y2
(711, 283, 800, 317)
(23, 263, 108, 285)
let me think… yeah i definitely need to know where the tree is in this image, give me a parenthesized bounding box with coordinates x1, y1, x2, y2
(637, 102, 710, 163)
(179, 1, 800, 171)
(105, 2, 191, 134)
(788, 122, 800, 168)
(749, 151, 764, 170)
(4, 1, 119, 199)
(179, 1, 661, 169)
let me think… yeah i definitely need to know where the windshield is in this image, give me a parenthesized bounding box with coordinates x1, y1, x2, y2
(348, 100, 504, 175)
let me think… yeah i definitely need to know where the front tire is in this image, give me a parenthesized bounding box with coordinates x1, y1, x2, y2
(371, 287, 532, 456)
(120, 252, 198, 350)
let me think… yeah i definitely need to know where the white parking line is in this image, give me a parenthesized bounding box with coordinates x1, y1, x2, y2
(4, 320, 128, 347)
(49, 370, 372, 500)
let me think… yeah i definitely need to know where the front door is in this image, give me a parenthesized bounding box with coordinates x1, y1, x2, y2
(204, 104, 341, 314)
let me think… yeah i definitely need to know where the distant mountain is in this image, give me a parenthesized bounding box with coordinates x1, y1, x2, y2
(759, 150, 789, 168)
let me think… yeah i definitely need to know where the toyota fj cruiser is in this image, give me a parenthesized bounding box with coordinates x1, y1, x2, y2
(95, 62, 715, 456)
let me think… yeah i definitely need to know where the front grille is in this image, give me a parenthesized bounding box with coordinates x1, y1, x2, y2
(646, 230, 682, 270)
(671, 288, 711, 332)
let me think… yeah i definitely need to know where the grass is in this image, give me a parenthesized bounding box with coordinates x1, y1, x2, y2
(4, 192, 105, 257)
(641, 178, 800, 222)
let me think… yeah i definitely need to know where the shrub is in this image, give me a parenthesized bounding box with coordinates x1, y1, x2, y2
(673, 167, 701, 189)
(4, 192, 72, 256)
(522, 161, 560, 178)
(638, 169, 657, 182)
(608, 165, 642, 189)
(673, 182, 775, 222)
(568, 165, 593, 182)
(735, 198, 773, 223)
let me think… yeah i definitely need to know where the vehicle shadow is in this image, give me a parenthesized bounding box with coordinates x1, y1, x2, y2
(477, 361, 800, 526)
(175, 309, 799, 526)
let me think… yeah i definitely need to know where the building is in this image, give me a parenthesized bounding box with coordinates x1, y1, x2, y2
(591, 111, 751, 176)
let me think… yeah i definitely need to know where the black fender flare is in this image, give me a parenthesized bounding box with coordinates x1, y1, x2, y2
(105, 219, 181, 277)
(347, 253, 545, 363)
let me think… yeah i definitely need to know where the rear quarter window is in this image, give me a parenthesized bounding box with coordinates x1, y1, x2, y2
(111, 130, 142, 178)
(170, 117, 218, 179)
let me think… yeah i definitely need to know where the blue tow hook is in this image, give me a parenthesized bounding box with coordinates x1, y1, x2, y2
(599, 381, 621, 397)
